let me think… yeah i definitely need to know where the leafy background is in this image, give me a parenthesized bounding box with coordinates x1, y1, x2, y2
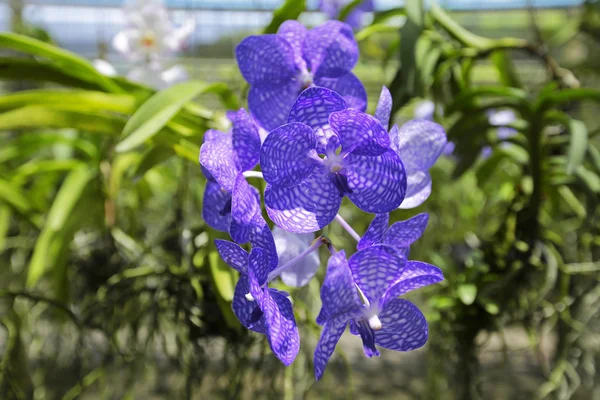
(1, 0, 600, 399)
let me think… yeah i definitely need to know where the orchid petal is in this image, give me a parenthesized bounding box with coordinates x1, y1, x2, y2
(288, 87, 346, 154)
(231, 109, 261, 172)
(199, 133, 237, 191)
(391, 120, 447, 171)
(383, 213, 429, 248)
(265, 171, 341, 233)
(330, 109, 389, 156)
(345, 150, 407, 213)
(375, 299, 428, 351)
(235, 35, 298, 86)
(348, 245, 406, 306)
(248, 80, 303, 132)
(304, 21, 358, 79)
(263, 289, 300, 366)
(398, 171, 432, 209)
(357, 213, 389, 250)
(314, 316, 347, 380)
(202, 181, 231, 232)
(260, 122, 318, 187)
(321, 250, 362, 318)
(214, 239, 248, 274)
(231, 175, 260, 225)
(232, 276, 265, 334)
(382, 261, 444, 305)
(316, 72, 367, 112)
(277, 20, 308, 71)
(374, 86, 392, 130)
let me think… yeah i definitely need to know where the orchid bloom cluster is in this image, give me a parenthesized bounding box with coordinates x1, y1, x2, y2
(199, 20, 447, 380)
(106, 0, 194, 89)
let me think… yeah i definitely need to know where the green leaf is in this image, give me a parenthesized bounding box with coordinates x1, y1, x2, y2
(355, 24, 399, 42)
(446, 86, 528, 115)
(0, 90, 138, 114)
(0, 179, 33, 215)
(0, 205, 11, 252)
(208, 250, 237, 302)
(0, 57, 106, 90)
(132, 146, 174, 180)
(491, 50, 522, 88)
(566, 119, 588, 175)
(372, 8, 406, 25)
(557, 186, 586, 218)
(0, 32, 122, 93)
(429, 4, 493, 49)
(117, 81, 226, 152)
(457, 284, 477, 305)
(263, 0, 306, 34)
(339, 0, 364, 22)
(27, 165, 96, 287)
(0, 106, 125, 134)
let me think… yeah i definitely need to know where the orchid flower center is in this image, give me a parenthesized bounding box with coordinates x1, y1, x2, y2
(299, 70, 314, 90)
(141, 33, 156, 48)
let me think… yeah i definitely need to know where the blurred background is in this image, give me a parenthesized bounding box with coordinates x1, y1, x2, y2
(1, 0, 599, 399)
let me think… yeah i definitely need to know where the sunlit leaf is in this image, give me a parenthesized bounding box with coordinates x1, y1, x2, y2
(566, 119, 588, 175)
(457, 284, 477, 305)
(263, 0, 306, 34)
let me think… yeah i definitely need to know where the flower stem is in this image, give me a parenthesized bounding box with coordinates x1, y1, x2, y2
(242, 171, 264, 179)
(334, 214, 361, 242)
(266, 236, 325, 282)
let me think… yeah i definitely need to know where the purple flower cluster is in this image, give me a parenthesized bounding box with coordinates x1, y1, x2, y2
(199, 20, 447, 379)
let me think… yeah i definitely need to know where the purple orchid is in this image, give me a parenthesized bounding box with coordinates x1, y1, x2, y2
(199, 109, 262, 240)
(357, 212, 429, 257)
(314, 247, 443, 380)
(235, 20, 367, 132)
(319, 0, 375, 30)
(215, 241, 300, 366)
(260, 87, 407, 233)
(375, 87, 447, 209)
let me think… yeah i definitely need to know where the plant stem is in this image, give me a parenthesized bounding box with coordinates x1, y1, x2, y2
(334, 214, 361, 242)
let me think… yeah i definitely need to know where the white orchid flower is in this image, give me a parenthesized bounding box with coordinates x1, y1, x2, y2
(113, 0, 195, 62)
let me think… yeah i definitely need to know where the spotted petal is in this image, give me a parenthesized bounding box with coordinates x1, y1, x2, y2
(277, 20, 308, 71)
(321, 250, 362, 318)
(314, 316, 348, 381)
(248, 247, 272, 287)
(381, 261, 444, 305)
(374, 86, 392, 130)
(265, 170, 341, 233)
(390, 120, 447, 171)
(235, 35, 298, 86)
(231, 109, 261, 172)
(202, 181, 231, 232)
(232, 276, 265, 334)
(228, 186, 261, 244)
(248, 214, 278, 274)
(248, 80, 302, 132)
(231, 174, 260, 225)
(263, 289, 300, 366)
(287, 87, 346, 153)
(273, 227, 320, 287)
(199, 133, 236, 191)
(345, 150, 407, 213)
(399, 171, 432, 209)
(330, 109, 390, 156)
(215, 239, 248, 274)
(315, 72, 367, 112)
(348, 245, 406, 307)
(383, 213, 429, 248)
(260, 122, 318, 187)
(357, 213, 389, 250)
(375, 299, 428, 351)
(304, 21, 358, 79)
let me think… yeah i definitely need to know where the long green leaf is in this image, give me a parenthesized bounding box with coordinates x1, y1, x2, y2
(0, 106, 125, 134)
(26, 165, 96, 287)
(0, 32, 122, 93)
(0, 90, 138, 114)
(263, 0, 306, 34)
(0, 57, 106, 90)
(0, 179, 33, 215)
(566, 119, 588, 175)
(117, 81, 220, 152)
